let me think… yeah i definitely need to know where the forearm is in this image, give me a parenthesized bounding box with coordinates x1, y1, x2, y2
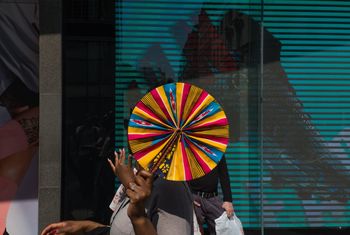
(130, 216, 157, 235)
(126, 171, 155, 235)
(81, 220, 108, 232)
(220, 179, 232, 202)
(219, 156, 233, 202)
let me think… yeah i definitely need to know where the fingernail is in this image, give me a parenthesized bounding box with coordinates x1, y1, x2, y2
(50, 230, 57, 235)
(129, 182, 136, 190)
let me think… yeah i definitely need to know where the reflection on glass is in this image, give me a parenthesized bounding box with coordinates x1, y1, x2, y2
(116, 3, 263, 231)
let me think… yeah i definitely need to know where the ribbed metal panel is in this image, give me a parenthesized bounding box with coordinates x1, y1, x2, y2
(261, 0, 350, 228)
(115, 0, 350, 228)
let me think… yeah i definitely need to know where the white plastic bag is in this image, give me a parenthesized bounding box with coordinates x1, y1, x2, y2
(215, 212, 244, 235)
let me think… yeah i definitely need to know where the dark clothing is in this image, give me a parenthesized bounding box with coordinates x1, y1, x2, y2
(188, 156, 232, 202)
(193, 195, 225, 235)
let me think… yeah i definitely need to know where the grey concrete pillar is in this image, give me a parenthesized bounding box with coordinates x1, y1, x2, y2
(38, 0, 62, 232)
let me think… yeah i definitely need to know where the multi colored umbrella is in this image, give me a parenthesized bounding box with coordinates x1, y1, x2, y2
(128, 82, 229, 181)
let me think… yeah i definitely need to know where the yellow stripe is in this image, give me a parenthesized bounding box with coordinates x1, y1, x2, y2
(136, 132, 176, 170)
(188, 127, 229, 138)
(188, 110, 226, 129)
(191, 143, 217, 170)
(182, 86, 202, 124)
(129, 139, 153, 153)
(128, 126, 170, 136)
(183, 95, 214, 127)
(141, 92, 168, 123)
(186, 135, 227, 152)
(133, 106, 172, 129)
(176, 83, 184, 127)
(156, 86, 177, 126)
(166, 138, 184, 181)
(186, 147, 205, 179)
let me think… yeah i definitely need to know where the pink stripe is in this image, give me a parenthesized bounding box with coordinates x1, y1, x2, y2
(180, 83, 191, 124)
(150, 89, 174, 125)
(132, 139, 166, 160)
(184, 137, 211, 174)
(176, 84, 184, 126)
(128, 131, 171, 140)
(137, 102, 167, 126)
(186, 118, 228, 129)
(186, 91, 208, 120)
(180, 140, 192, 180)
(187, 134, 229, 146)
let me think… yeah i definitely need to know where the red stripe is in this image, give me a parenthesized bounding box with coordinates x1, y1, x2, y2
(186, 91, 208, 121)
(133, 139, 166, 160)
(128, 131, 171, 140)
(184, 137, 211, 174)
(180, 139, 192, 180)
(180, 83, 191, 124)
(186, 118, 229, 129)
(185, 134, 229, 146)
(150, 89, 174, 126)
(137, 102, 168, 127)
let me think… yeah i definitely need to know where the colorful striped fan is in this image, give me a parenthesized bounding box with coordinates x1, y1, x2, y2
(128, 82, 229, 181)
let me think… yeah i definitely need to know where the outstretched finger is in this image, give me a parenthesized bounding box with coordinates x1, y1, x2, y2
(41, 225, 52, 235)
(41, 223, 62, 235)
(107, 158, 115, 172)
(54, 221, 72, 234)
(114, 151, 119, 164)
(119, 148, 126, 164)
(41, 224, 55, 235)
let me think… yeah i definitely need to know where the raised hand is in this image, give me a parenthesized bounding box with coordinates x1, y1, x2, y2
(126, 170, 153, 220)
(107, 148, 135, 188)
